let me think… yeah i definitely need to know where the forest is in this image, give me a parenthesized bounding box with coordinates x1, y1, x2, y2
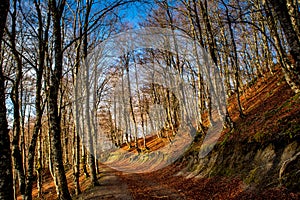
(0, 0, 299, 199)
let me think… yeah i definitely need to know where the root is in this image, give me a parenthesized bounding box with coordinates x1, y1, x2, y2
(279, 151, 300, 180)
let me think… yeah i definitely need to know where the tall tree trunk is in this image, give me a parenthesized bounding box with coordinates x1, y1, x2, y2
(84, 55, 98, 186)
(24, 2, 49, 199)
(10, 0, 26, 197)
(48, 0, 72, 199)
(199, 0, 234, 128)
(0, 0, 14, 199)
(134, 57, 148, 150)
(82, 0, 98, 186)
(37, 130, 43, 198)
(121, 69, 131, 147)
(73, 32, 82, 195)
(267, 0, 300, 94)
(125, 54, 140, 151)
(222, 0, 245, 118)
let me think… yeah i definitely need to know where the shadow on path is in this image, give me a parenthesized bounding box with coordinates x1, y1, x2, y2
(73, 168, 133, 200)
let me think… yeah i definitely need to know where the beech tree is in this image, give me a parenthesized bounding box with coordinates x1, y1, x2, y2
(24, 1, 50, 199)
(266, 0, 300, 94)
(48, 0, 72, 199)
(0, 0, 14, 198)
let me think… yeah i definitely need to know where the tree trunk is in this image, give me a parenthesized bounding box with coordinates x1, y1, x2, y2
(10, 0, 26, 197)
(125, 54, 140, 151)
(24, 2, 49, 199)
(48, 0, 72, 199)
(0, 0, 14, 199)
(268, 0, 300, 94)
(221, 0, 245, 118)
(82, 0, 98, 185)
(37, 130, 43, 198)
(73, 38, 82, 195)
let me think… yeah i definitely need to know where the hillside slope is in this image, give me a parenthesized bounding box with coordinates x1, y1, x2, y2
(118, 69, 300, 199)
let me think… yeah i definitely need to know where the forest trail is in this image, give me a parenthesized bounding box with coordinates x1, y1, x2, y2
(74, 161, 299, 200)
(74, 165, 133, 200)
(120, 173, 185, 200)
(74, 164, 186, 200)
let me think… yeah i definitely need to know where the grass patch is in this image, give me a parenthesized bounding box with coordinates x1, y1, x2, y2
(282, 123, 300, 139)
(220, 128, 234, 146)
(244, 167, 260, 185)
(253, 132, 265, 142)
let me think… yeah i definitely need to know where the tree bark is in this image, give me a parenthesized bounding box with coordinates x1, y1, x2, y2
(82, 0, 98, 186)
(24, 1, 49, 199)
(267, 0, 300, 94)
(10, 0, 26, 197)
(221, 0, 245, 118)
(48, 0, 72, 199)
(0, 1, 14, 199)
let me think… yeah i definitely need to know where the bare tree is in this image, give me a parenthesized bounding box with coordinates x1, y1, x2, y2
(0, 0, 14, 199)
(48, 0, 72, 199)
(24, 1, 50, 199)
(266, 0, 300, 94)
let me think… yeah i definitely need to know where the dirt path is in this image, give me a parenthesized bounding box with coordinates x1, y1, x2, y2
(74, 164, 187, 200)
(74, 167, 133, 200)
(73, 163, 300, 200)
(120, 173, 186, 200)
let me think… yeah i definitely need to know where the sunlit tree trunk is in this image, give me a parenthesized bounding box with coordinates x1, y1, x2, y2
(267, 0, 300, 94)
(73, 36, 82, 196)
(124, 54, 140, 152)
(37, 129, 43, 198)
(221, 0, 245, 118)
(82, 0, 98, 186)
(134, 56, 148, 150)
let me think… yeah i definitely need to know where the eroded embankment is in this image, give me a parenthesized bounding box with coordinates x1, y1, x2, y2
(179, 134, 300, 192)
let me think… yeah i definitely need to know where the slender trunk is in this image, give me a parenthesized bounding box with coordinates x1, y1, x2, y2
(24, 2, 49, 199)
(121, 70, 131, 147)
(81, 0, 98, 185)
(222, 0, 245, 118)
(37, 130, 43, 198)
(73, 40, 81, 194)
(134, 58, 148, 150)
(10, 0, 26, 196)
(125, 55, 139, 151)
(72, 1, 82, 194)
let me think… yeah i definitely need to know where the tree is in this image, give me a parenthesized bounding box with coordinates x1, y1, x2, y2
(48, 0, 72, 199)
(220, 0, 245, 118)
(267, 0, 300, 94)
(0, 0, 14, 199)
(9, 0, 26, 197)
(24, 1, 50, 199)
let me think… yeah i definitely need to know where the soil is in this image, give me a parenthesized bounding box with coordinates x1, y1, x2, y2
(74, 165, 132, 200)
(73, 162, 299, 200)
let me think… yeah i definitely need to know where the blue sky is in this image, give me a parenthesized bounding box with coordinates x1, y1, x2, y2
(119, 1, 154, 28)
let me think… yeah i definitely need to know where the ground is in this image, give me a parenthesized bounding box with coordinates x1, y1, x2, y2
(72, 162, 299, 200)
